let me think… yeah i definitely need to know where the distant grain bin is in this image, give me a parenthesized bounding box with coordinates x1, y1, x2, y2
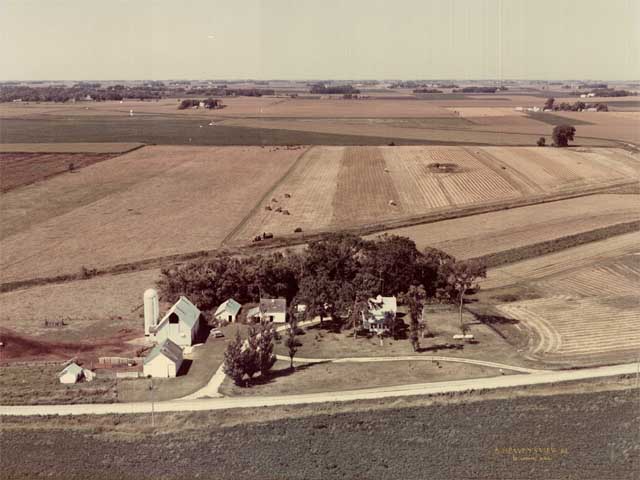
(144, 288, 160, 336)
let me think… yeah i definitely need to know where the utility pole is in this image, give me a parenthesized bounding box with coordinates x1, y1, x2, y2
(148, 376, 155, 428)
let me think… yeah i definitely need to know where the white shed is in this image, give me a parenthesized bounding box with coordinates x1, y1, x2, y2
(143, 339, 183, 378)
(259, 298, 287, 323)
(155, 296, 201, 347)
(214, 298, 242, 323)
(59, 362, 84, 384)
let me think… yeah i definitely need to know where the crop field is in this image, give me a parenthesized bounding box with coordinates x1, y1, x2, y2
(497, 294, 639, 359)
(0, 146, 303, 283)
(1, 389, 636, 480)
(478, 146, 639, 194)
(234, 146, 638, 242)
(482, 231, 640, 290)
(482, 233, 640, 364)
(0, 152, 121, 192)
(378, 194, 640, 259)
(0, 142, 143, 153)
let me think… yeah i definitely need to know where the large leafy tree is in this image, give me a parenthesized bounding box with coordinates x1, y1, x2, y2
(401, 284, 428, 351)
(223, 331, 245, 386)
(552, 124, 576, 147)
(438, 260, 487, 332)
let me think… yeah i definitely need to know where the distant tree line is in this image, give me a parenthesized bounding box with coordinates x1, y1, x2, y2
(158, 233, 486, 330)
(309, 84, 360, 94)
(577, 83, 608, 89)
(413, 88, 443, 94)
(0, 84, 164, 102)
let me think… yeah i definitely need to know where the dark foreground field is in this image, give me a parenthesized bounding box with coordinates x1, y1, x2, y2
(1, 387, 637, 480)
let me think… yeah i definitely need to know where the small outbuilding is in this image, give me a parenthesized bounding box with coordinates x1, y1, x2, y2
(143, 339, 183, 378)
(155, 296, 201, 347)
(361, 295, 397, 333)
(260, 298, 287, 323)
(214, 298, 242, 323)
(59, 362, 84, 384)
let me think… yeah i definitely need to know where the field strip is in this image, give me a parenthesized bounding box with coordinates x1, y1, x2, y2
(221, 146, 311, 246)
(1, 363, 637, 416)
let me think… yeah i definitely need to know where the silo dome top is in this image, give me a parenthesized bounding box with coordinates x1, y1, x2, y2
(144, 288, 158, 299)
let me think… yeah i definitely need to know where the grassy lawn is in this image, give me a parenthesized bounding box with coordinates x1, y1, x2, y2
(0, 364, 117, 405)
(219, 358, 508, 397)
(274, 306, 537, 369)
(117, 323, 249, 402)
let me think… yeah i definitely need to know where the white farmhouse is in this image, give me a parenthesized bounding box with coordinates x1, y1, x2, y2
(143, 339, 183, 378)
(214, 298, 242, 323)
(59, 362, 84, 384)
(155, 296, 201, 347)
(361, 295, 397, 333)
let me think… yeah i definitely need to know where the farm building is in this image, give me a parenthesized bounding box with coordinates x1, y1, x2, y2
(361, 295, 397, 333)
(58, 362, 83, 384)
(248, 298, 287, 323)
(214, 298, 242, 323)
(143, 339, 183, 378)
(155, 296, 201, 347)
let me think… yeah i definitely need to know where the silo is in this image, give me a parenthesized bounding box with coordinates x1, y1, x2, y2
(144, 288, 159, 336)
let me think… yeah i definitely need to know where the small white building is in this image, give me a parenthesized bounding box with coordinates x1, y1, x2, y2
(248, 298, 287, 323)
(361, 295, 397, 333)
(155, 296, 201, 347)
(143, 339, 183, 378)
(214, 298, 242, 323)
(59, 362, 84, 384)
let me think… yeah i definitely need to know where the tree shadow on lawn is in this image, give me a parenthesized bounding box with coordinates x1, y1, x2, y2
(475, 314, 520, 326)
(244, 362, 326, 388)
(416, 343, 466, 353)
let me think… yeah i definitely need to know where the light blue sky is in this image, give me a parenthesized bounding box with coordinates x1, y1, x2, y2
(1, 0, 638, 80)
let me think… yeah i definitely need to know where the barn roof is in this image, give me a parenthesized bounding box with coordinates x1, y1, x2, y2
(59, 362, 83, 378)
(144, 339, 183, 365)
(260, 298, 287, 314)
(157, 296, 201, 330)
(215, 298, 242, 317)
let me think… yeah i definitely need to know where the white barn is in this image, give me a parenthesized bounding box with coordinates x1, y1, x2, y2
(59, 362, 84, 384)
(214, 298, 242, 323)
(143, 339, 183, 378)
(155, 296, 201, 347)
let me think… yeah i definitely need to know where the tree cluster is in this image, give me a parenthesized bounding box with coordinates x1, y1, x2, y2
(545, 98, 608, 112)
(223, 324, 277, 386)
(0, 84, 164, 102)
(552, 125, 576, 147)
(159, 233, 485, 338)
(452, 87, 499, 93)
(413, 89, 443, 94)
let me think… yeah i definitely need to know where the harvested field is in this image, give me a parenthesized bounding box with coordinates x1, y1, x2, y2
(234, 146, 343, 239)
(479, 146, 639, 195)
(0, 146, 303, 283)
(332, 146, 405, 226)
(0, 152, 119, 192)
(482, 231, 640, 290)
(0, 269, 160, 341)
(236, 146, 637, 243)
(377, 194, 640, 259)
(497, 294, 639, 359)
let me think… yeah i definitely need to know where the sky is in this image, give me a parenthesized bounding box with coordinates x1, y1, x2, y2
(1, 0, 638, 81)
